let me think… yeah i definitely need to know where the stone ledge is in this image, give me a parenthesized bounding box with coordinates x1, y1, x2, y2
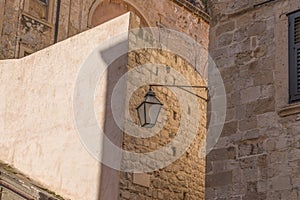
(0, 162, 64, 200)
(22, 11, 54, 28)
(278, 102, 300, 117)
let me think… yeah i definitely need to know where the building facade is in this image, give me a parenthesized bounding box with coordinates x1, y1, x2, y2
(206, 0, 300, 199)
(0, 0, 209, 59)
(1, 0, 300, 200)
(0, 0, 209, 200)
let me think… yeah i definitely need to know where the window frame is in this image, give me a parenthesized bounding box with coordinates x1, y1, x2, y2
(39, 0, 49, 5)
(288, 10, 300, 103)
(23, 0, 54, 23)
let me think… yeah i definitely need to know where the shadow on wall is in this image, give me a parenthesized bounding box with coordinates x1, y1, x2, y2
(97, 38, 128, 200)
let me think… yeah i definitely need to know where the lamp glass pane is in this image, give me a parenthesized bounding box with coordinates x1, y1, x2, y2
(146, 95, 161, 104)
(137, 104, 145, 126)
(145, 103, 162, 126)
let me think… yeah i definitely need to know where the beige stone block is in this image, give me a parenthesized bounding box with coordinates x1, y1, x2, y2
(206, 171, 233, 187)
(218, 32, 233, 47)
(257, 112, 276, 128)
(216, 21, 236, 36)
(133, 173, 151, 187)
(271, 176, 292, 191)
(240, 86, 261, 103)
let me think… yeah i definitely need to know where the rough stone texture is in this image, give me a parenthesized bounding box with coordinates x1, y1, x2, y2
(0, 1, 210, 200)
(0, 0, 20, 59)
(206, 0, 300, 199)
(6, 0, 300, 200)
(88, 0, 209, 49)
(111, 15, 209, 199)
(0, 0, 56, 59)
(0, 0, 209, 59)
(0, 8, 210, 200)
(119, 45, 208, 199)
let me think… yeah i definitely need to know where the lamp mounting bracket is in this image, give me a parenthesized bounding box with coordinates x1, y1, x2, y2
(149, 84, 208, 102)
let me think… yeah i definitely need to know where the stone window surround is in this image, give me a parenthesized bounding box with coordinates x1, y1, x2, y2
(287, 10, 300, 103)
(19, 44, 34, 58)
(39, 0, 49, 5)
(276, 6, 300, 118)
(278, 102, 300, 117)
(21, 11, 54, 28)
(0, 0, 5, 37)
(23, 0, 55, 24)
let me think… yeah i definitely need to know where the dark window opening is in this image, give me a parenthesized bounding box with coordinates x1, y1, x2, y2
(288, 10, 300, 103)
(38, 0, 48, 5)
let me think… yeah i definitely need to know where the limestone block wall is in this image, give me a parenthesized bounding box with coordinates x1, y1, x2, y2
(48, 0, 210, 45)
(0, 13, 132, 200)
(120, 47, 207, 199)
(206, 0, 300, 199)
(85, 13, 207, 199)
(0, 0, 56, 59)
(0, 0, 22, 59)
(88, 0, 209, 46)
(0, 0, 209, 60)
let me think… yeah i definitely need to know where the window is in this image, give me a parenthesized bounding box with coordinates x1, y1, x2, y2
(288, 10, 300, 103)
(39, 0, 48, 5)
(23, 0, 54, 23)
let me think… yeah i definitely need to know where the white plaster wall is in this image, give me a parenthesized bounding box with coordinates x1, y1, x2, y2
(0, 12, 131, 200)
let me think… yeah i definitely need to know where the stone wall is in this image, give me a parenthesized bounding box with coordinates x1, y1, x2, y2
(119, 45, 207, 199)
(112, 11, 209, 198)
(88, 0, 210, 48)
(0, 11, 210, 199)
(0, 0, 211, 199)
(0, 0, 209, 59)
(206, 0, 300, 199)
(0, 0, 21, 59)
(0, 0, 57, 59)
(96, 14, 209, 200)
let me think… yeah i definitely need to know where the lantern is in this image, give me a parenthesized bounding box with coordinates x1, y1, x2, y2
(137, 88, 163, 128)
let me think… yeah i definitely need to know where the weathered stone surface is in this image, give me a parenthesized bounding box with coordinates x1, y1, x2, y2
(208, 147, 236, 161)
(222, 121, 238, 137)
(206, 171, 232, 187)
(271, 176, 292, 191)
(120, 34, 207, 199)
(3, 0, 300, 200)
(133, 173, 151, 187)
(218, 32, 233, 47)
(237, 138, 265, 157)
(0, 1, 210, 199)
(206, 1, 300, 199)
(0, 0, 209, 60)
(240, 86, 261, 104)
(216, 21, 235, 37)
(238, 117, 257, 132)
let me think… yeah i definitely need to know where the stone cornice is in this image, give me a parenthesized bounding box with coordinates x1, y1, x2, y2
(21, 11, 54, 28)
(0, 162, 64, 199)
